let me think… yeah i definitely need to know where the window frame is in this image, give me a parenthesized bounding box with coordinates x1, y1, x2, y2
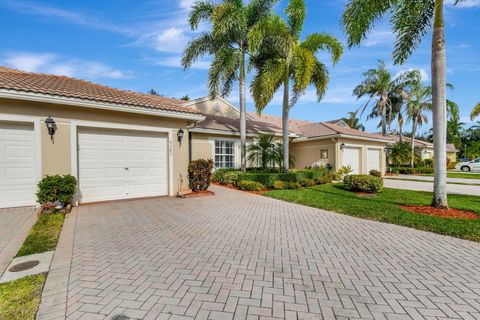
(213, 140, 236, 169)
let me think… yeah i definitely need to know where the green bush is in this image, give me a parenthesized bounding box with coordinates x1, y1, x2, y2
(343, 174, 383, 193)
(369, 169, 381, 177)
(36, 175, 77, 205)
(388, 167, 434, 174)
(237, 180, 265, 191)
(315, 174, 334, 185)
(188, 159, 214, 191)
(299, 178, 316, 187)
(272, 180, 302, 190)
(223, 171, 239, 184)
(424, 158, 434, 168)
(238, 167, 331, 188)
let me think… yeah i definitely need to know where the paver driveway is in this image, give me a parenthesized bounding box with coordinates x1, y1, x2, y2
(38, 186, 480, 320)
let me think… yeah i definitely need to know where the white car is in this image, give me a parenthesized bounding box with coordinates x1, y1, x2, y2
(455, 158, 480, 172)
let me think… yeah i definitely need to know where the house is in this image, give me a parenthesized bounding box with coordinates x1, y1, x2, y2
(0, 66, 390, 209)
(387, 135, 458, 163)
(185, 96, 391, 175)
(0, 66, 204, 208)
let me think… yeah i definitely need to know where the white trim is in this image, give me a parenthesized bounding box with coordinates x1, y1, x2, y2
(189, 127, 256, 137)
(182, 96, 241, 113)
(70, 120, 175, 204)
(0, 113, 42, 207)
(209, 137, 240, 169)
(0, 89, 205, 121)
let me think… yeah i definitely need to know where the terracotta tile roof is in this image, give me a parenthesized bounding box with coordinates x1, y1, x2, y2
(193, 115, 283, 134)
(247, 112, 312, 135)
(388, 135, 458, 152)
(296, 122, 392, 141)
(0, 66, 201, 115)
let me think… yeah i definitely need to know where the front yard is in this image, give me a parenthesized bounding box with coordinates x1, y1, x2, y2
(422, 172, 480, 179)
(265, 183, 480, 242)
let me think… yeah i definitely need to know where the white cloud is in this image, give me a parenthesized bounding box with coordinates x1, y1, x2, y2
(146, 27, 190, 53)
(446, 0, 480, 7)
(179, 0, 196, 11)
(2, 52, 133, 79)
(152, 55, 210, 70)
(363, 31, 394, 47)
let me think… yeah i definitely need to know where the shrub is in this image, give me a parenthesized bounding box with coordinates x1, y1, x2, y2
(338, 165, 353, 175)
(36, 175, 77, 205)
(273, 180, 286, 190)
(223, 171, 239, 185)
(237, 180, 265, 191)
(343, 174, 383, 193)
(388, 167, 434, 174)
(391, 168, 400, 175)
(237, 168, 331, 188)
(299, 178, 316, 187)
(424, 158, 434, 168)
(369, 169, 381, 177)
(188, 159, 214, 192)
(315, 174, 334, 185)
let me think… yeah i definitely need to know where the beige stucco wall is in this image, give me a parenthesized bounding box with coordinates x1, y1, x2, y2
(420, 147, 457, 163)
(336, 137, 387, 174)
(0, 98, 191, 195)
(290, 138, 337, 169)
(185, 98, 240, 118)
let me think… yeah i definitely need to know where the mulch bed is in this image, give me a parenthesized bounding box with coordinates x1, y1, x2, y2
(212, 182, 267, 196)
(178, 190, 215, 198)
(400, 205, 479, 220)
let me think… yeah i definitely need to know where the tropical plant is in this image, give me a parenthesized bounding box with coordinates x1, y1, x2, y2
(249, 0, 343, 171)
(274, 143, 295, 168)
(447, 100, 464, 150)
(246, 133, 280, 170)
(352, 61, 415, 136)
(341, 111, 365, 131)
(387, 142, 411, 167)
(342, 0, 468, 208)
(338, 165, 353, 176)
(471, 103, 480, 120)
(182, 0, 278, 172)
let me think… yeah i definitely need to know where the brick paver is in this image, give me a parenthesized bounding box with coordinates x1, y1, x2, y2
(39, 186, 480, 319)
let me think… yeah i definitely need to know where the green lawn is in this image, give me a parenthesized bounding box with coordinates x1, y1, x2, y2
(17, 212, 65, 257)
(265, 184, 480, 242)
(0, 274, 46, 320)
(420, 172, 480, 179)
(384, 177, 480, 186)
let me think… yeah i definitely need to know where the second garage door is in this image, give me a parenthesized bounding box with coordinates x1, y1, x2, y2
(78, 128, 168, 203)
(343, 147, 361, 174)
(367, 148, 381, 173)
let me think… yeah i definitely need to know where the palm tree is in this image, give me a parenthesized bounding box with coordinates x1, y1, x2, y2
(246, 133, 279, 169)
(405, 81, 432, 167)
(388, 142, 411, 167)
(342, 112, 365, 131)
(342, 0, 468, 208)
(249, 0, 343, 171)
(182, 0, 278, 172)
(471, 103, 480, 120)
(353, 61, 415, 137)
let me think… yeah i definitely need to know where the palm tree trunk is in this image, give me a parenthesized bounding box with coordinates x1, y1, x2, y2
(380, 95, 388, 136)
(282, 67, 290, 172)
(411, 119, 417, 167)
(239, 49, 247, 172)
(399, 115, 404, 143)
(431, 0, 448, 209)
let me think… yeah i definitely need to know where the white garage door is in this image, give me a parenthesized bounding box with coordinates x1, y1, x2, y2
(78, 128, 169, 203)
(367, 148, 381, 173)
(343, 147, 361, 174)
(0, 122, 37, 208)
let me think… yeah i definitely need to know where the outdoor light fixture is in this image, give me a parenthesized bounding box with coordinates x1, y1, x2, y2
(177, 128, 185, 144)
(45, 115, 56, 140)
(340, 143, 345, 151)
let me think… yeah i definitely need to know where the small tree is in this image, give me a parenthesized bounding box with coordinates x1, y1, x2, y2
(387, 142, 411, 167)
(188, 159, 214, 192)
(247, 133, 279, 170)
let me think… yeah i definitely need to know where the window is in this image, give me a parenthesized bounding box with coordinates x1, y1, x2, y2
(320, 149, 328, 159)
(214, 140, 236, 168)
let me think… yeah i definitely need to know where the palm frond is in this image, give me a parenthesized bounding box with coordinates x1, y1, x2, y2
(290, 46, 315, 95)
(189, 1, 215, 30)
(310, 60, 329, 102)
(300, 33, 343, 64)
(471, 103, 480, 121)
(212, 2, 247, 43)
(250, 58, 285, 113)
(182, 32, 216, 69)
(208, 48, 239, 99)
(246, 0, 279, 27)
(285, 0, 306, 38)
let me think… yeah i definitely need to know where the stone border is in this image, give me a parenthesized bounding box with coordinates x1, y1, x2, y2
(36, 207, 78, 320)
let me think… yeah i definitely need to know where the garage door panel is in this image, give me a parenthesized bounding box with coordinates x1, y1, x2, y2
(78, 128, 168, 203)
(367, 149, 381, 173)
(342, 147, 361, 174)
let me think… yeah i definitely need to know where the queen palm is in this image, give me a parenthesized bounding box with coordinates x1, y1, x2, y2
(182, 0, 278, 172)
(342, 0, 468, 208)
(471, 103, 480, 120)
(248, 0, 343, 171)
(342, 111, 365, 131)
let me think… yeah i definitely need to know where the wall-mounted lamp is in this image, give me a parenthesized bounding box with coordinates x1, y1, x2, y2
(177, 128, 185, 144)
(45, 115, 56, 141)
(340, 143, 345, 151)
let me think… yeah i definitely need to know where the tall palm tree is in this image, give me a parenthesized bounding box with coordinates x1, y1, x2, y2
(353, 61, 415, 136)
(471, 103, 480, 120)
(342, 111, 365, 131)
(342, 0, 468, 208)
(249, 0, 343, 171)
(405, 81, 432, 167)
(182, 0, 278, 172)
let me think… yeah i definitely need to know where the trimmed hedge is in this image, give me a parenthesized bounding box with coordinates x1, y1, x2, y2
(388, 167, 434, 174)
(188, 159, 214, 191)
(273, 181, 302, 190)
(369, 169, 381, 177)
(36, 175, 77, 205)
(237, 168, 332, 188)
(343, 174, 383, 193)
(237, 180, 265, 191)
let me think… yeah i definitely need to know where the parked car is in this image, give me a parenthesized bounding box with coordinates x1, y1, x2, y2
(455, 158, 480, 172)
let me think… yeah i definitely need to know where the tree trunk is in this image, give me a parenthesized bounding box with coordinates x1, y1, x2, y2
(411, 119, 417, 167)
(399, 115, 404, 143)
(380, 95, 388, 136)
(239, 49, 247, 172)
(282, 68, 290, 172)
(431, 0, 448, 209)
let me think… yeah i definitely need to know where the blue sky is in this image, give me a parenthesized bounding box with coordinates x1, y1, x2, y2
(0, 0, 479, 133)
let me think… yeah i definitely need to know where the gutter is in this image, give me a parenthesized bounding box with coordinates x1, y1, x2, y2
(0, 89, 206, 121)
(292, 134, 392, 144)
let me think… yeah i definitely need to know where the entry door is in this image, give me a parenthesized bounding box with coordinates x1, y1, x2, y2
(367, 148, 381, 173)
(343, 147, 361, 174)
(0, 122, 37, 208)
(78, 128, 168, 203)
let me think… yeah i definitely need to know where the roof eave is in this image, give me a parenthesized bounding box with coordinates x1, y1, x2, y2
(0, 89, 206, 121)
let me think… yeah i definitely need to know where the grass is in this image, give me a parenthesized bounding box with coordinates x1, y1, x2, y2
(16, 212, 65, 257)
(420, 172, 480, 179)
(0, 274, 46, 320)
(265, 184, 480, 242)
(384, 177, 480, 186)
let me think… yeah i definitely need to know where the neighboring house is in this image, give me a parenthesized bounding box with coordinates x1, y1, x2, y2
(185, 97, 391, 175)
(0, 66, 204, 208)
(388, 135, 458, 163)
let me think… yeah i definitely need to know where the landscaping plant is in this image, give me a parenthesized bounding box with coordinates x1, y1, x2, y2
(237, 180, 265, 192)
(36, 175, 77, 206)
(188, 159, 214, 192)
(344, 174, 383, 193)
(369, 169, 381, 178)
